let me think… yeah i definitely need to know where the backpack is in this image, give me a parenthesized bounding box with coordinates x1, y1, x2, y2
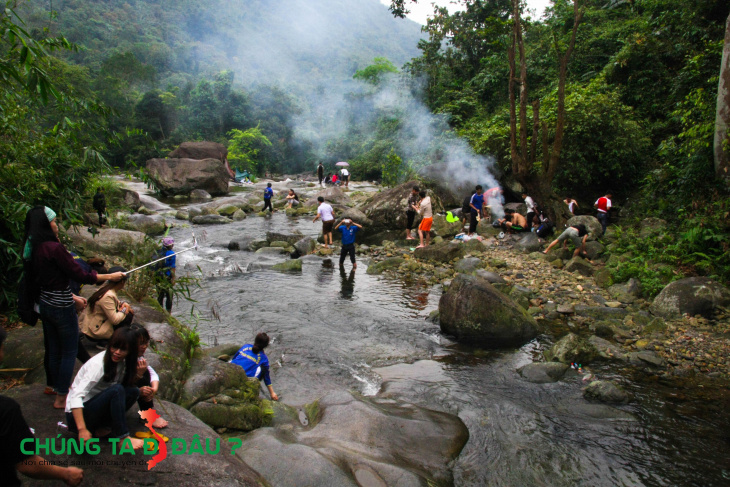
(536, 221, 554, 239)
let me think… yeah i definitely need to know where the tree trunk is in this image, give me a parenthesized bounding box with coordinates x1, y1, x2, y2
(714, 11, 730, 184)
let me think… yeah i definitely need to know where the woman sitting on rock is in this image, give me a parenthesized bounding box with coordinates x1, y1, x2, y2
(230, 332, 279, 401)
(131, 324, 168, 429)
(285, 189, 300, 208)
(79, 266, 134, 347)
(65, 326, 144, 449)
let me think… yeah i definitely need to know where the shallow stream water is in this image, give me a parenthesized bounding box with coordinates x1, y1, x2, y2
(148, 186, 730, 487)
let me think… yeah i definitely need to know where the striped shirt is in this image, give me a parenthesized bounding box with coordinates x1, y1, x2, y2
(40, 288, 74, 307)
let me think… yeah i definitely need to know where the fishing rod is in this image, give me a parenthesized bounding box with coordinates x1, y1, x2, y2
(124, 232, 199, 275)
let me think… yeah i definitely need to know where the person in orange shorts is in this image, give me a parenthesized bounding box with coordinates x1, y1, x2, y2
(416, 190, 433, 248)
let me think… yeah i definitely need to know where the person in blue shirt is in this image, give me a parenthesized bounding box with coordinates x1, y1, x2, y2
(263, 183, 274, 213)
(335, 218, 363, 269)
(156, 237, 176, 312)
(468, 185, 486, 236)
(230, 333, 279, 401)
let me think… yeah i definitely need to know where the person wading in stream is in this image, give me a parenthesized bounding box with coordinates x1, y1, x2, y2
(335, 218, 362, 269)
(313, 196, 335, 249)
(263, 183, 274, 213)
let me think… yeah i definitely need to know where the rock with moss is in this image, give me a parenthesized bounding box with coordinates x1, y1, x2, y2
(256, 246, 290, 255)
(189, 378, 273, 431)
(583, 380, 629, 404)
(594, 268, 613, 289)
(566, 215, 602, 240)
(414, 242, 465, 263)
(192, 214, 232, 224)
(564, 256, 595, 276)
(367, 257, 405, 274)
(272, 259, 303, 272)
(66, 226, 146, 255)
(266, 231, 304, 245)
(175, 210, 190, 220)
(518, 362, 569, 383)
(454, 257, 482, 274)
(650, 277, 730, 319)
(639, 217, 667, 239)
(215, 203, 238, 216)
(293, 236, 317, 256)
(584, 241, 605, 260)
(439, 274, 539, 348)
(232, 209, 246, 221)
(431, 214, 462, 238)
(474, 269, 505, 284)
(476, 224, 501, 238)
(121, 213, 168, 235)
(608, 278, 641, 303)
(545, 333, 599, 364)
(269, 240, 291, 248)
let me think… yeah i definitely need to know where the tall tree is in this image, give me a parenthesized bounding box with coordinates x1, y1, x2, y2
(714, 11, 730, 184)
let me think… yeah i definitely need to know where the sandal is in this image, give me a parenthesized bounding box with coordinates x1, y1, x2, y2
(135, 431, 169, 442)
(44, 387, 57, 395)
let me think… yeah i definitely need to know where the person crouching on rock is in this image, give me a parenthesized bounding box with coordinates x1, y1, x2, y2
(131, 325, 168, 429)
(65, 326, 145, 450)
(497, 209, 527, 233)
(80, 266, 134, 349)
(230, 333, 279, 401)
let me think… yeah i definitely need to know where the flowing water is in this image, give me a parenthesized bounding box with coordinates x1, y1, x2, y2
(154, 192, 730, 487)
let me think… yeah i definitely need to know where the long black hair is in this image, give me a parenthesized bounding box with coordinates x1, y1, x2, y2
(103, 327, 139, 386)
(24, 205, 57, 252)
(88, 266, 127, 312)
(252, 332, 270, 354)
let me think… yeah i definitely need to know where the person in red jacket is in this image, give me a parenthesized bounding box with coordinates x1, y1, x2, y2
(593, 191, 612, 235)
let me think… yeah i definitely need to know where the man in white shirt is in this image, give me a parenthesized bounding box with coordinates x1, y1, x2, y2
(313, 196, 335, 248)
(522, 192, 536, 227)
(340, 168, 350, 188)
(416, 190, 433, 249)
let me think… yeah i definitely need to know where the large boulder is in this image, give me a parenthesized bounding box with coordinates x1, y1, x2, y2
(650, 277, 730, 318)
(303, 186, 351, 207)
(119, 188, 141, 209)
(146, 157, 229, 197)
(338, 207, 373, 227)
(453, 257, 482, 274)
(431, 214, 462, 238)
(566, 215, 602, 241)
(515, 232, 542, 253)
(639, 217, 667, 239)
(192, 214, 232, 224)
(363, 181, 443, 231)
(238, 391, 468, 487)
(439, 274, 539, 348)
(121, 213, 168, 235)
(8, 385, 262, 487)
(414, 242, 465, 263)
(545, 333, 599, 364)
(293, 236, 317, 256)
(168, 141, 227, 161)
(266, 231, 304, 245)
(66, 226, 146, 255)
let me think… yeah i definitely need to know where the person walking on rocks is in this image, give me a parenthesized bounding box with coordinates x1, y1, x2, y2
(543, 223, 589, 258)
(594, 191, 612, 235)
(313, 196, 335, 249)
(416, 190, 433, 249)
(92, 187, 106, 227)
(156, 237, 176, 313)
(317, 162, 324, 187)
(230, 333, 279, 401)
(564, 197, 579, 215)
(406, 185, 420, 240)
(469, 185, 486, 236)
(263, 183, 274, 213)
(340, 167, 350, 188)
(335, 218, 362, 269)
(522, 191, 536, 227)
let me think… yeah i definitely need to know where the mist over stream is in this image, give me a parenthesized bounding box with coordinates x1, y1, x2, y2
(138, 182, 730, 487)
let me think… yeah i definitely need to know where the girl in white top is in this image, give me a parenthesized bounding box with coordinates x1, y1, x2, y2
(65, 327, 144, 449)
(132, 324, 168, 429)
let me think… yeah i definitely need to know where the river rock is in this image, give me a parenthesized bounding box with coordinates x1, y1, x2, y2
(475, 269, 506, 284)
(143, 321, 189, 402)
(192, 214, 232, 224)
(582, 380, 629, 404)
(293, 237, 317, 256)
(608, 278, 641, 303)
(121, 213, 167, 235)
(304, 186, 351, 207)
(518, 362, 569, 383)
(216, 203, 240, 216)
(414, 242, 464, 263)
(169, 141, 227, 161)
(66, 226, 146, 255)
(190, 188, 212, 199)
(476, 224, 501, 238)
(175, 210, 189, 220)
(639, 217, 667, 238)
(454, 257, 482, 273)
(266, 231, 304, 245)
(238, 391, 468, 487)
(515, 232, 542, 253)
(545, 333, 599, 364)
(650, 277, 730, 318)
(564, 256, 595, 276)
(272, 259, 303, 272)
(367, 257, 406, 275)
(120, 188, 141, 209)
(594, 268, 613, 289)
(232, 209, 246, 221)
(363, 180, 443, 231)
(587, 335, 620, 360)
(566, 215, 602, 240)
(228, 236, 257, 251)
(584, 241, 605, 260)
(439, 274, 539, 348)
(146, 157, 229, 197)
(338, 207, 373, 226)
(7, 385, 262, 487)
(431, 214, 462, 238)
(256, 246, 290, 255)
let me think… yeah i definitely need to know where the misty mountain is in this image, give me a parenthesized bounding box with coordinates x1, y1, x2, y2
(23, 0, 424, 88)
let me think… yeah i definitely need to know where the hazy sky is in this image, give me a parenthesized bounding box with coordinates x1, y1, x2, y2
(380, 0, 553, 24)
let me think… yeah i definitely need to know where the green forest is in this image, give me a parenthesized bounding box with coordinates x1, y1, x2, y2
(1, 0, 729, 308)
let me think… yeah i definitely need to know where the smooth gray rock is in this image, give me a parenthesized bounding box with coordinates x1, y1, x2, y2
(414, 242, 465, 263)
(439, 274, 539, 348)
(66, 226, 146, 255)
(255, 246, 290, 255)
(650, 277, 730, 318)
(192, 214, 233, 224)
(122, 213, 167, 235)
(146, 157, 229, 197)
(564, 256, 595, 276)
(454, 257, 482, 273)
(190, 188, 212, 199)
(566, 215, 602, 240)
(516, 232, 542, 253)
(475, 269, 506, 284)
(266, 231, 304, 245)
(518, 362, 569, 383)
(169, 141, 227, 161)
(293, 236, 317, 256)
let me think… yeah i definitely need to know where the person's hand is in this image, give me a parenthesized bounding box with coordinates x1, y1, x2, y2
(73, 295, 87, 312)
(63, 466, 84, 486)
(139, 386, 154, 401)
(270, 392, 279, 401)
(78, 428, 92, 442)
(137, 358, 147, 376)
(109, 271, 125, 281)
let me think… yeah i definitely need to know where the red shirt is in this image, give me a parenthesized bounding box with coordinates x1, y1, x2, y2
(595, 197, 611, 213)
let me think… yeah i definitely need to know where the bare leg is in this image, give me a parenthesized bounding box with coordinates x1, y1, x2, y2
(416, 229, 425, 248)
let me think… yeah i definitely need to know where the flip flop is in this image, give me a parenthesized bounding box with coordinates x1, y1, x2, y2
(135, 431, 169, 442)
